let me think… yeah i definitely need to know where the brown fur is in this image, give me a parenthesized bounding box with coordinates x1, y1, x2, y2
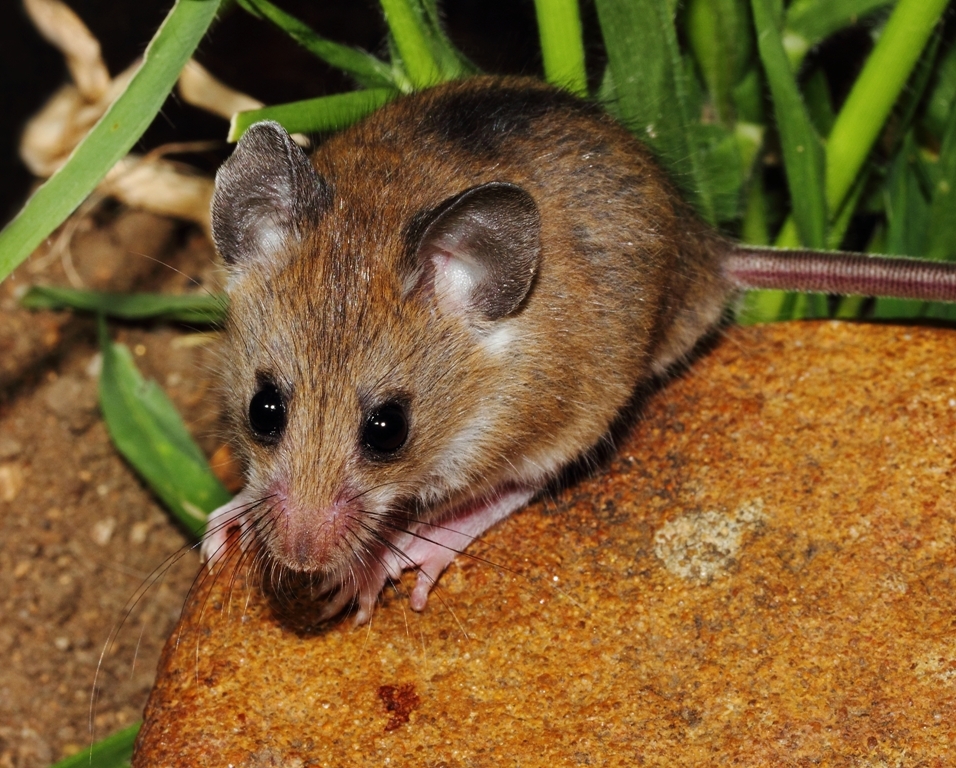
(208, 77, 733, 614)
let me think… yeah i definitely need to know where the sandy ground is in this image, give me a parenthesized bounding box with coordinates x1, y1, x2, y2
(0, 209, 226, 767)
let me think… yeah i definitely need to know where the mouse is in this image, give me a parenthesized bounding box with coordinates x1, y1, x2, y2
(199, 75, 956, 624)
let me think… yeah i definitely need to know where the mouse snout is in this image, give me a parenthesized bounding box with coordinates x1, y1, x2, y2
(265, 489, 359, 573)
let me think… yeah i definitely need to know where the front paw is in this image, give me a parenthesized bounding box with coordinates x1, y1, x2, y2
(200, 489, 258, 566)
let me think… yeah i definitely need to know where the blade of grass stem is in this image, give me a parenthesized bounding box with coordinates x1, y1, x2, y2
(21, 286, 226, 324)
(419, 0, 474, 78)
(752, 0, 946, 321)
(595, 0, 718, 222)
(785, 0, 893, 55)
(925, 43, 956, 140)
(751, 0, 827, 249)
(534, 0, 588, 95)
(685, 0, 752, 125)
(229, 88, 397, 141)
(49, 721, 139, 768)
(825, 0, 949, 213)
(925, 97, 956, 262)
(98, 319, 230, 538)
(379, 0, 442, 88)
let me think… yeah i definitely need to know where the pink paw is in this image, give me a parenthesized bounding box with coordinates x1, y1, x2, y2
(342, 485, 535, 622)
(200, 488, 260, 566)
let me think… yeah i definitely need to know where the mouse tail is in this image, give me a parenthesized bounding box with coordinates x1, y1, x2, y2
(722, 245, 956, 303)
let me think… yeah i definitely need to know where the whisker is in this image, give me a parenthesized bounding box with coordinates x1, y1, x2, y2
(129, 250, 219, 297)
(363, 508, 520, 576)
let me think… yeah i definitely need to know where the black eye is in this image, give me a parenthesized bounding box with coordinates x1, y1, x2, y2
(248, 382, 286, 442)
(362, 401, 409, 457)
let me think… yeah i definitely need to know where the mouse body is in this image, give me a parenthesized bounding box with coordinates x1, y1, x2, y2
(200, 76, 950, 622)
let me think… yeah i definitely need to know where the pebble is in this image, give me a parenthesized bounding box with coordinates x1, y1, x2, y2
(0, 463, 25, 502)
(90, 517, 117, 546)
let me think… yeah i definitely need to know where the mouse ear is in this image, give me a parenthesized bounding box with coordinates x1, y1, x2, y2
(211, 121, 330, 269)
(413, 182, 541, 321)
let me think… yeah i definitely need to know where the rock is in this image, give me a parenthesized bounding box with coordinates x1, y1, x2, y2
(44, 373, 98, 433)
(134, 322, 956, 765)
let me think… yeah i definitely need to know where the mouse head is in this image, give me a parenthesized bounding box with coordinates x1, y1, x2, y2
(210, 121, 542, 575)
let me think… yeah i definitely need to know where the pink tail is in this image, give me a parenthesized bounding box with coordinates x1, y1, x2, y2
(724, 246, 956, 302)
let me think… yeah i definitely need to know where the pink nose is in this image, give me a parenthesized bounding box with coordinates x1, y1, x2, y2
(268, 496, 353, 573)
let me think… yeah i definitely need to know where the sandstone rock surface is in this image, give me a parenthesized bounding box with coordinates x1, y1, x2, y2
(135, 322, 956, 766)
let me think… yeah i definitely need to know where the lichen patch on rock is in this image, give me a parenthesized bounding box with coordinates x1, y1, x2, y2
(653, 500, 765, 581)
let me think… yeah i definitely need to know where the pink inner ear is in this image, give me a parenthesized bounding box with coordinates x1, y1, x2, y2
(431, 249, 487, 316)
(411, 182, 540, 321)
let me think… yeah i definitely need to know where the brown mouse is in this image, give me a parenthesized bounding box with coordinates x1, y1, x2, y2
(200, 76, 956, 623)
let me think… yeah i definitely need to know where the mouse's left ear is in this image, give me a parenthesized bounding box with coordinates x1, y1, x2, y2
(411, 182, 540, 321)
(211, 121, 330, 272)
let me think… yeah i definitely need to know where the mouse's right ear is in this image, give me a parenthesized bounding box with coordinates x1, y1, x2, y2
(211, 121, 329, 271)
(409, 182, 541, 322)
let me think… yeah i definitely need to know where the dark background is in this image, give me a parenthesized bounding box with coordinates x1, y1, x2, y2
(0, 0, 884, 237)
(0, 0, 548, 228)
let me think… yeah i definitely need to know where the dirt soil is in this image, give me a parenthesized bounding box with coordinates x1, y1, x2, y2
(0, 208, 228, 767)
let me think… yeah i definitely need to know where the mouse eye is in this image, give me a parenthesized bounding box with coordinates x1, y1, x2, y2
(361, 400, 409, 458)
(248, 382, 287, 443)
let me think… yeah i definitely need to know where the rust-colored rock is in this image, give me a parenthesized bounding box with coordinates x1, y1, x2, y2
(136, 322, 956, 766)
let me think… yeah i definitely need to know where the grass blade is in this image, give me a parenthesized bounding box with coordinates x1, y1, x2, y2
(49, 721, 138, 768)
(825, 0, 950, 214)
(229, 88, 397, 141)
(922, 82, 956, 263)
(751, 0, 827, 249)
(533, 0, 587, 95)
(0, 0, 223, 284)
(870, 131, 929, 318)
(21, 286, 226, 324)
(98, 319, 230, 538)
(418, 0, 475, 78)
(871, 94, 956, 319)
(750, 0, 950, 321)
(595, 0, 719, 223)
(743, 0, 827, 321)
(235, 0, 397, 90)
(685, 0, 753, 125)
(379, 0, 443, 88)
(924, 41, 956, 140)
(785, 0, 893, 56)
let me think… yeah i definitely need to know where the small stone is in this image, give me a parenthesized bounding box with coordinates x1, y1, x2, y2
(85, 352, 102, 378)
(0, 463, 25, 502)
(90, 517, 117, 546)
(43, 375, 98, 433)
(129, 521, 151, 545)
